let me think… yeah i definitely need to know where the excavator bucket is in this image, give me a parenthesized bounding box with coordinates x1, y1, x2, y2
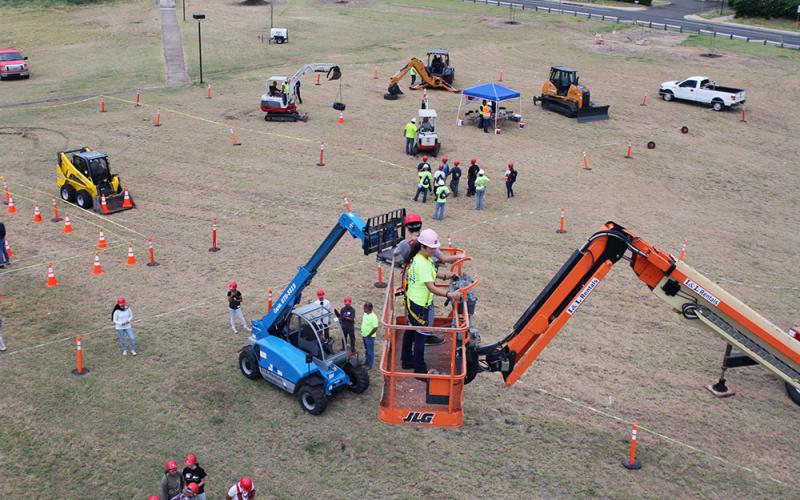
(387, 83, 403, 96)
(576, 104, 609, 123)
(326, 66, 341, 81)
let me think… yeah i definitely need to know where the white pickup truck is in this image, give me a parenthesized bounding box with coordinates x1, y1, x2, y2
(659, 76, 746, 111)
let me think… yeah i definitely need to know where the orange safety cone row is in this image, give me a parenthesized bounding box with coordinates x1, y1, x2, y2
(100, 193, 110, 214)
(122, 189, 133, 209)
(126, 244, 137, 266)
(582, 150, 591, 171)
(97, 229, 108, 249)
(154, 107, 161, 127)
(46, 263, 58, 287)
(230, 128, 242, 146)
(5, 240, 13, 258)
(91, 252, 104, 275)
(337, 111, 345, 125)
(6, 195, 16, 214)
(63, 215, 73, 234)
(33, 204, 43, 223)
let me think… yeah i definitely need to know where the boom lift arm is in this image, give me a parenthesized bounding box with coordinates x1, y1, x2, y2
(386, 58, 459, 97)
(466, 221, 800, 399)
(252, 209, 405, 340)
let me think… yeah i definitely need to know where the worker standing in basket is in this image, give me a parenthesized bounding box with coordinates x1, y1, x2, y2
(401, 229, 462, 374)
(404, 118, 417, 156)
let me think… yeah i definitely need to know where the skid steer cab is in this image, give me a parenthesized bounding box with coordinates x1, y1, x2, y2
(56, 148, 135, 213)
(239, 302, 369, 415)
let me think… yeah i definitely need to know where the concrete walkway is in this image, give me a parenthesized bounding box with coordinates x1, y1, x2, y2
(159, 0, 191, 86)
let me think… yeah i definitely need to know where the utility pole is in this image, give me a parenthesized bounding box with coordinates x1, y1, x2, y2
(270, 0, 274, 30)
(719, 0, 725, 16)
(182, 0, 186, 22)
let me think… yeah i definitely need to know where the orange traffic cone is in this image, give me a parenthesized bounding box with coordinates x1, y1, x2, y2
(678, 239, 687, 261)
(126, 244, 137, 266)
(91, 252, 104, 275)
(122, 189, 133, 209)
(499, 68, 504, 82)
(230, 128, 241, 146)
(207, 83, 212, 99)
(154, 107, 161, 127)
(33, 204, 43, 223)
(641, 94, 648, 106)
(100, 193, 110, 214)
(97, 229, 108, 249)
(582, 150, 591, 171)
(46, 263, 58, 287)
(100, 95, 106, 112)
(2, 177, 9, 205)
(342, 193, 351, 212)
(315, 73, 321, 86)
(63, 215, 73, 234)
(135, 87, 141, 107)
(7, 195, 16, 214)
(337, 111, 345, 125)
(373, 65, 378, 79)
(5, 240, 13, 258)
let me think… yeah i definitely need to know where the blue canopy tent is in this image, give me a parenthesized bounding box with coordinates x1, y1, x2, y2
(456, 82, 522, 132)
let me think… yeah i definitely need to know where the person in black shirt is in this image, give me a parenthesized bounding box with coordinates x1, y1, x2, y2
(338, 296, 356, 356)
(227, 281, 250, 334)
(182, 453, 207, 500)
(0, 221, 8, 268)
(466, 157, 480, 197)
(449, 160, 462, 197)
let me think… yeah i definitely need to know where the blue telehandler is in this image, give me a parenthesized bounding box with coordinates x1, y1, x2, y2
(238, 209, 406, 415)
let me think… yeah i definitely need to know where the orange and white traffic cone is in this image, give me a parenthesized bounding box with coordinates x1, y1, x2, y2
(315, 73, 321, 86)
(146, 236, 159, 267)
(499, 68, 504, 82)
(46, 263, 58, 287)
(63, 215, 74, 234)
(207, 83, 212, 99)
(557, 208, 566, 234)
(51, 196, 62, 222)
(2, 177, 9, 205)
(97, 229, 108, 249)
(5, 240, 13, 258)
(678, 239, 687, 261)
(640, 94, 648, 106)
(154, 107, 161, 127)
(374, 265, 387, 289)
(122, 189, 133, 209)
(6, 195, 16, 214)
(337, 111, 345, 125)
(135, 87, 141, 107)
(33, 204, 43, 223)
(342, 193, 351, 212)
(126, 244, 137, 266)
(91, 252, 104, 275)
(230, 128, 241, 146)
(72, 336, 89, 376)
(267, 288, 273, 311)
(100, 193, 110, 214)
(621, 422, 642, 470)
(373, 65, 378, 79)
(624, 140, 632, 159)
(582, 150, 591, 171)
(100, 95, 106, 112)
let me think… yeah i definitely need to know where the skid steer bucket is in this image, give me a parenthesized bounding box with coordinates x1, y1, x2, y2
(576, 104, 609, 123)
(94, 192, 134, 214)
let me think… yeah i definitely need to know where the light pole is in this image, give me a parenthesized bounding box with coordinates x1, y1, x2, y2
(182, 0, 186, 22)
(193, 13, 205, 84)
(719, 0, 725, 16)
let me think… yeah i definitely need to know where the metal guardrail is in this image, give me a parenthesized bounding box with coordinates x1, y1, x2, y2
(459, 0, 800, 50)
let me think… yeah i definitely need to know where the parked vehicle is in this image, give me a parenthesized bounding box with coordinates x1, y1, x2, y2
(0, 48, 29, 80)
(659, 76, 746, 111)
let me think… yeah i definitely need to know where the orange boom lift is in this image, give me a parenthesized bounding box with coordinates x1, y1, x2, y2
(379, 221, 800, 427)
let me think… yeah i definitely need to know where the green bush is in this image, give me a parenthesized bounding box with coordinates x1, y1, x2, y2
(729, 0, 798, 19)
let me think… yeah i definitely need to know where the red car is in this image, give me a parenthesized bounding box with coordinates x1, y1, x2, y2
(0, 48, 30, 80)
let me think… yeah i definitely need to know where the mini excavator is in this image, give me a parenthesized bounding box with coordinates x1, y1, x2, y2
(260, 63, 342, 122)
(384, 57, 459, 100)
(378, 221, 800, 427)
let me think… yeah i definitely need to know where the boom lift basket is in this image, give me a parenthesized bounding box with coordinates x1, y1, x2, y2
(378, 253, 477, 427)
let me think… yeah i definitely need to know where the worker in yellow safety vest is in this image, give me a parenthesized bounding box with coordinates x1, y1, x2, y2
(404, 118, 418, 155)
(409, 66, 417, 86)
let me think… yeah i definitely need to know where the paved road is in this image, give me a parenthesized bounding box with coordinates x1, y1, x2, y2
(506, 0, 800, 46)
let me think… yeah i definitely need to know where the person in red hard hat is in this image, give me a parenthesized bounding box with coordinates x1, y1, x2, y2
(315, 289, 332, 340)
(338, 296, 357, 356)
(160, 459, 184, 500)
(112, 296, 136, 356)
(449, 159, 462, 197)
(504, 161, 517, 198)
(227, 281, 250, 334)
(226, 476, 255, 500)
(171, 482, 199, 500)
(466, 157, 480, 197)
(182, 453, 207, 500)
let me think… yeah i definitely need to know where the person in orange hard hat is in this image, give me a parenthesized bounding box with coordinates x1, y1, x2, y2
(182, 453, 207, 500)
(160, 459, 184, 500)
(227, 281, 250, 334)
(226, 477, 255, 500)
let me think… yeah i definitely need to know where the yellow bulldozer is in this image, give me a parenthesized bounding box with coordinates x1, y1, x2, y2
(533, 66, 609, 123)
(56, 147, 135, 213)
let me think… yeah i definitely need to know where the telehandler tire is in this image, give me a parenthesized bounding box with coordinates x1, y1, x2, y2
(344, 363, 370, 394)
(297, 384, 328, 415)
(239, 348, 261, 380)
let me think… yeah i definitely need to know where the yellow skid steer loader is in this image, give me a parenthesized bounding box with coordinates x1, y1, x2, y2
(56, 147, 135, 214)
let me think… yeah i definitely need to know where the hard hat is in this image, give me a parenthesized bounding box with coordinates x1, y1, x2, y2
(478, 169, 485, 175)
(470, 157, 477, 164)
(454, 159, 460, 165)
(240, 477, 253, 492)
(508, 161, 514, 168)
(417, 229, 441, 249)
(435, 178, 445, 187)
(166, 459, 178, 470)
(422, 155, 428, 161)
(184, 453, 197, 466)
(411, 118, 416, 123)
(187, 483, 200, 494)
(404, 212, 422, 226)
(343, 296, 352, 305)
(442, 156, 448, 162)
(438, 164, 444, 170)
(149, 497, 160, 500)
(316, 289, 325, 298)
(229, 281, 237, 290)
(117, 296, 126, 306)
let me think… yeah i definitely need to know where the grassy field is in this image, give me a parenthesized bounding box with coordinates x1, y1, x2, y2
(1, 0, 799, 498)
(697, 8, 800, 33)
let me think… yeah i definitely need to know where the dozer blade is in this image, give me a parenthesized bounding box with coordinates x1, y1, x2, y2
(576, 105, 609, 124)
(94, 192, 135, 214)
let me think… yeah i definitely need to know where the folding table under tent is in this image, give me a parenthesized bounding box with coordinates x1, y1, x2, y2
(456, 82, 522, 132)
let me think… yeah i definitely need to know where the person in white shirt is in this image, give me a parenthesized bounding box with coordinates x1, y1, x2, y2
(112, 296, 136, 356)
(226, 477, 255, 500)
(315, 289, 332, 340)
